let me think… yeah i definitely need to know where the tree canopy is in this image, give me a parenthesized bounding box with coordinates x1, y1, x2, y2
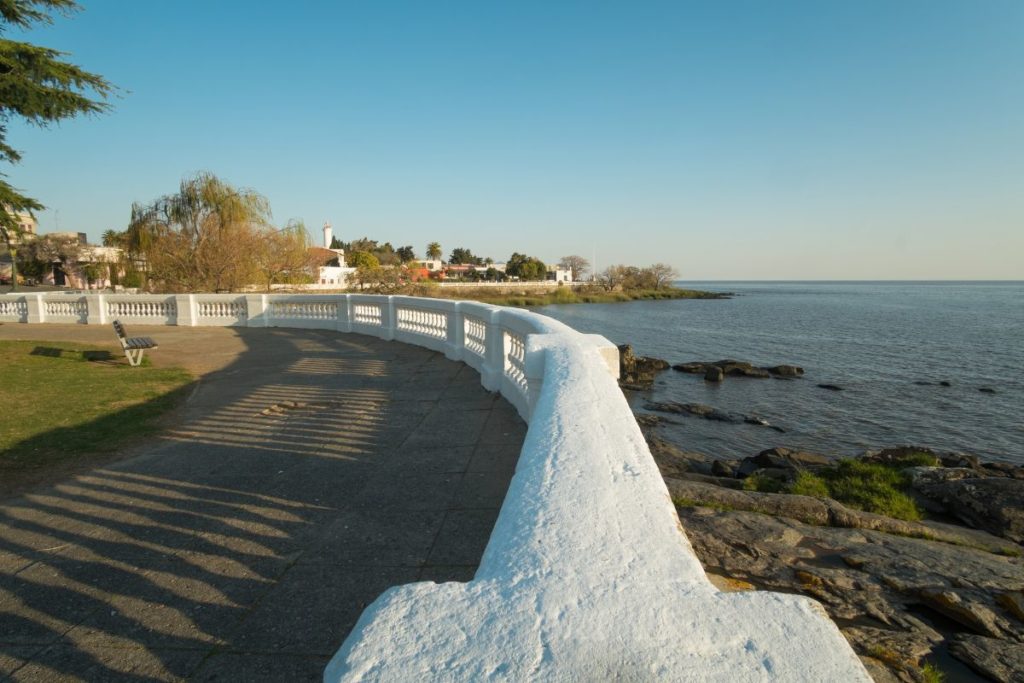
(598, 263, 679, 291)
(506, 252, 547, 281)
(253, 220, 314, 292)
(558, 255, 590, 281)
(448, 247, 482, 265)
(0, 0, 115, 287)
(347, 250, 379, 270)
(128, 172, 273, 292)
(395, 245, 416, 263)
(0, 0, 114, 223)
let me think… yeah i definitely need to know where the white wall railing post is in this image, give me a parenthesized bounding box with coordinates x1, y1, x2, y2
(338, 294, 352, 333)
(85, 294, 106, 325)
(173, 294, 197, 326)
(382, 295, 396, 341)
(26, 294, 45, 324)
(445, 302, 463, 362)
(480, 308, 503, 392)
(244, 294, 268, 327)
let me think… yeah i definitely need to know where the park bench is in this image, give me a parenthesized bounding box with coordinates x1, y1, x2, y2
(112, 319, 158, 366)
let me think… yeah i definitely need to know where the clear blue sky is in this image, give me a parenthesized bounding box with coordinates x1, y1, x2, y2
(8, 0, 1023, 279)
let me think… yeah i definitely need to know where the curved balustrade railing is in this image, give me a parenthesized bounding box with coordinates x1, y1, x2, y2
(0, 291, 868, 681)
(0, 297, 28, 322)
(106, 295, 177, 324)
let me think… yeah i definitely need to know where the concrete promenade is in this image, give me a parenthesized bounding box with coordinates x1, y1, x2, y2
(0, 324, 526, 681)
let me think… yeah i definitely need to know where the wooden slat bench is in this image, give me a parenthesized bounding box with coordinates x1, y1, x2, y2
(112, 320, 158, 366)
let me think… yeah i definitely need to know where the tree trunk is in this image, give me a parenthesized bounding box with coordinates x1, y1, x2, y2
(7, 247, 17, 291)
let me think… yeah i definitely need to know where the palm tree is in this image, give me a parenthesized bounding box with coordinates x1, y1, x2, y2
(426, 241, 442, 261)
(101, 229, 124, 247)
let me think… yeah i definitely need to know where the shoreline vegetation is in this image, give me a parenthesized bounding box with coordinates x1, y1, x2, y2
(620, 348, 1024, 682)
(395, 283, 730, 307)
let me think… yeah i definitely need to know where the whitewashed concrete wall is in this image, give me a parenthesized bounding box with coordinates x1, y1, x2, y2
(1, 292, 869, 681)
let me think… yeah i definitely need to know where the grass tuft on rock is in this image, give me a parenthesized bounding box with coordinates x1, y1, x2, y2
(743, 459, 924, 521)
(821, 460, 922, 521)
(921, 662, 945, 683)
(789, 470, 831, 498)
(741, 473, 786, 494)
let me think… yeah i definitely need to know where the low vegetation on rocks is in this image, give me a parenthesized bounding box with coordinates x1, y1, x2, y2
(742, 453, 936, 522)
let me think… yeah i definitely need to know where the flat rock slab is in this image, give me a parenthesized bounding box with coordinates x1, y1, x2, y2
(0, 325, 525, 681)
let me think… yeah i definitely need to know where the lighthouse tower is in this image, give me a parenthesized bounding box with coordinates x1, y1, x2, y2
(322, 221, 333, 249)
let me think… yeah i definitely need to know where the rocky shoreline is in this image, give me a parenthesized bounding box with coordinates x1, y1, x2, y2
(619, 346, 1024, 681)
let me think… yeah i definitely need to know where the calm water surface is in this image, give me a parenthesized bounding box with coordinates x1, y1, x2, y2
(536, 282, 1024, 464)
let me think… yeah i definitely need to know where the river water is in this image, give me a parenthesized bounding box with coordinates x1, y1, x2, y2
(535, 282, 1024, 465)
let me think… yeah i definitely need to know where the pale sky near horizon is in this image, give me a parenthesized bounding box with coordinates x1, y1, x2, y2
(6, 1, 1023, 279)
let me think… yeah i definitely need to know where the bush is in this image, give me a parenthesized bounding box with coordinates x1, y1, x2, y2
(822, 460, 922, 521)
(122, 269, 144, 288)
(551, 287, 579, 304)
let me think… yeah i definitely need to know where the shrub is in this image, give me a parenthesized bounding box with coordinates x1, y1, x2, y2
(820, 460, 922, 521)
(551, 287, 579, 304)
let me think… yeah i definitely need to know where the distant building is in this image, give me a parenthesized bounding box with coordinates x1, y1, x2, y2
(306, 245, 356, 289)
(547, 267, 573, 283)
(5, 210, 38, 241)
(20, 232, 125, 288)
(47, 231, 88, 245)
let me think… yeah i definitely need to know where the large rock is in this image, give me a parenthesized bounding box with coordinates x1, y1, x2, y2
(841, 626, 937, 678)
(672, 359, 798, 380)
(704, 366, 724, 382)
(633, 413, 680, 429)
(950, 634, 1024, 681)
(861, 446, 940, 467)
(643, 401, 783, 431)
(917, 589, 1010, 639)
(767, 364, 804, 377)
(916, 477, 1024, 543)
(667, 479, 1019, 553)
(645, 436, 712, 477)
(906, 466, 980, 489)
(736, 447, 829, 478)
(755, 446, 830, 469)
(715, 359, 770, 378)
(981, 461, 1024, 480)
(617, 344, 669, 390)
(672, 362, 707, 374)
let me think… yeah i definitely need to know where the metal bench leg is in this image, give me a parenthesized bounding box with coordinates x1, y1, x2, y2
(125, 348, 144, 366)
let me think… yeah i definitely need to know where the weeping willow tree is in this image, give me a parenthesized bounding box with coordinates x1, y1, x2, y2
(129, 173, 272, 292)
(1, 0, 115, 288)
(253, 219, 315, 291)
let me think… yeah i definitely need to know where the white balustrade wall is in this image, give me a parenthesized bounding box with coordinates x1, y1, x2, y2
(0, 290, 869, 681)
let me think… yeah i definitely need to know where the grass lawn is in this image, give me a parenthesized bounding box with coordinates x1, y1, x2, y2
(0, 340, 193, 493)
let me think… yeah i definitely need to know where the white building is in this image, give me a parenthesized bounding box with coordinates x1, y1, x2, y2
(547, 267, 573, 283)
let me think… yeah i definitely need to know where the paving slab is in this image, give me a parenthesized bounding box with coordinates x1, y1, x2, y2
(0, 324, 527, 680)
